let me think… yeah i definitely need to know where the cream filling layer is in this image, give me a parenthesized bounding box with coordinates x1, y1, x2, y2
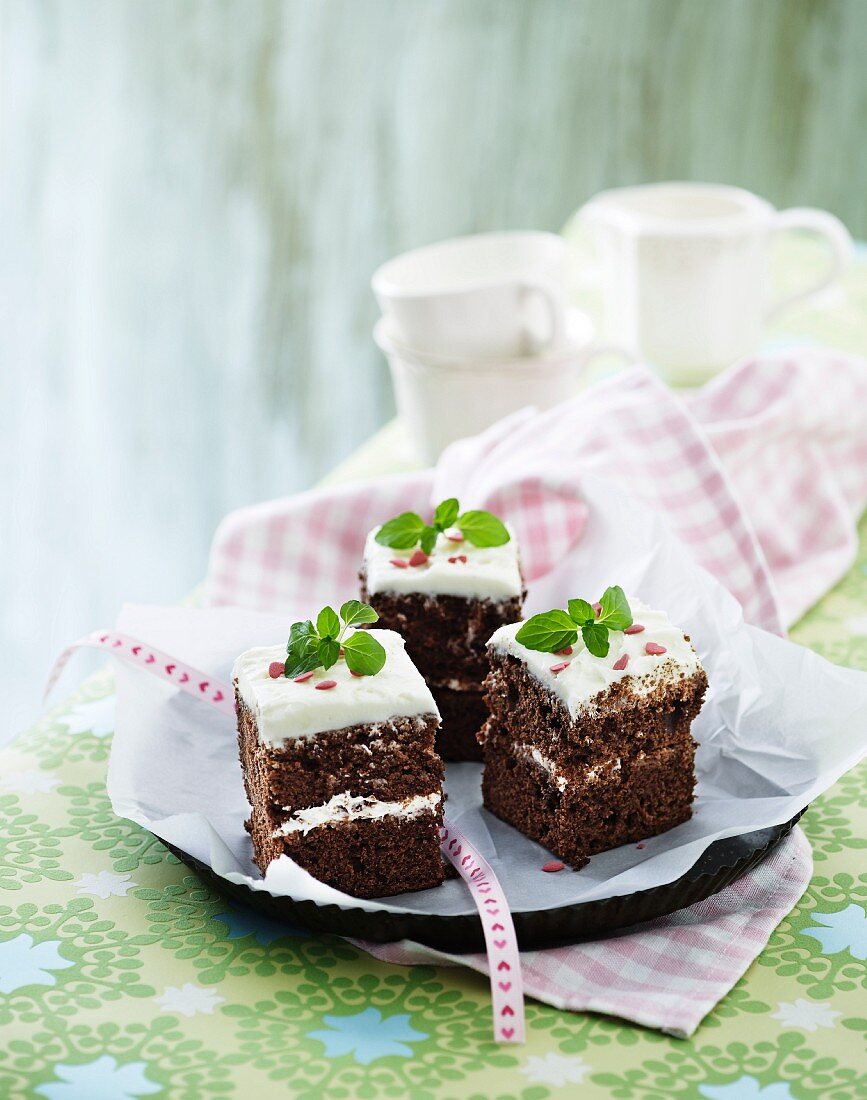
(273, 790, 442, 838)
(513, 741, 622, 793)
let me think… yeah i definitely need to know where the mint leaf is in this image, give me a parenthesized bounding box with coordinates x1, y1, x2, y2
(287, 619, 318, 651)
(284, 645, 322, 677)
(581, 622, 610, 658)
(598, 585, 632, 631)
(457, 510, 510, 547)
(285, 620, 321, 676)
(515, 610, 577, 653)
(318, 636, 341, 670)
(340, 600, 378, 628)
(433, 498, 459, 530)
(567, 598, 595, 625)
(375, 512, 427, 550)
(419, 526, 438, 555)
(342, 631, 387, 676)
(317, 606, 340, 640)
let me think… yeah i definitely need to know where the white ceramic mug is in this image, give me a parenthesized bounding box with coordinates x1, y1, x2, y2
(372, 231, 568, 359)
(375, 313, 631, 464)
(578, 182, 853, 383)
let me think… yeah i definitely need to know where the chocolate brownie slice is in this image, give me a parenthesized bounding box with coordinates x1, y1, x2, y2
(233, 629, 445, 898)
(482, 598, 708, 868)
(360, 524, 524, 760)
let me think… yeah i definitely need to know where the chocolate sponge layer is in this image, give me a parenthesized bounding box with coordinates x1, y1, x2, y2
(236, 694, 442, 814)
(429, 685, 487, 762)
(360, 571, 522, 685)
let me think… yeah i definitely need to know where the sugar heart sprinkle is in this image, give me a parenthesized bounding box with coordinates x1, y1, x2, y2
(542, 860, 564, 872)
(408, 549, 429, 567)
(390, 558, 408, 569)
(268, 661, 284, 679)
(612, 653, 629, 671)
(293, 670, 315, 683)
(645, 642, 667, 656)
(549, 661, 569, 673)
(315, 680, 337, 691)
(624, 623, 645, 635)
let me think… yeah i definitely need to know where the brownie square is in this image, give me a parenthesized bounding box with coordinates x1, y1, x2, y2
(360, 524, 524, 760)
(481, 599, 708, 867)
(233, 629, 446, 898)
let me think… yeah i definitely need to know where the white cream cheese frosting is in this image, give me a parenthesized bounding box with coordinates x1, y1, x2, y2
(362, 523, 522, 600)
(489, 597, 701, 719)
(233, 628, 438, 746)
(273, 790, 442, 837)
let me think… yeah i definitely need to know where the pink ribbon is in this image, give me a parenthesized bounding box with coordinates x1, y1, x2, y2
(46, 630, 236, 715)
(48, 630, 526, 1043)
(439, 822, 525, 1043)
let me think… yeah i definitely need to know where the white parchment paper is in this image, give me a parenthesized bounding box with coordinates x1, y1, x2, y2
(107, 478, 867, 917)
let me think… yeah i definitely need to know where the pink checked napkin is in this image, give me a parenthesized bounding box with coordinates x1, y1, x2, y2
(208, 353, 867, 633)
(205, 351, 867, 1034)
(356, 827, 813, 1038)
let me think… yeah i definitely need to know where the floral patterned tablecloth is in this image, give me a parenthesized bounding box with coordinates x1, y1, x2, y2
(3, 242, 867, 1098)
(0, 517, 864, 1100)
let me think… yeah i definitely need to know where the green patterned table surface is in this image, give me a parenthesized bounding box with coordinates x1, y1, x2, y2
(3, 241, 867, 1098)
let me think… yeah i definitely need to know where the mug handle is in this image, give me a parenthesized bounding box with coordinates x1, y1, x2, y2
(767, 207, 852, 319)
(521, 280, 565, 352)
(574, 342, 636, 372)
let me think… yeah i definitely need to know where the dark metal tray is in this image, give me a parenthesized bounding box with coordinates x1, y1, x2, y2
(166, 808, 804, 953)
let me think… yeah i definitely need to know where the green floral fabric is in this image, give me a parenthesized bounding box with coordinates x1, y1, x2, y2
(0, 514, 864, 1099)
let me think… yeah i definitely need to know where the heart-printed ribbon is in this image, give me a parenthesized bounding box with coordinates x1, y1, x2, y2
(47, 630, 526, 1044)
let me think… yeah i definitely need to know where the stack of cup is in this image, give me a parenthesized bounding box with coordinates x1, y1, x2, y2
(372, 232, 613, 464)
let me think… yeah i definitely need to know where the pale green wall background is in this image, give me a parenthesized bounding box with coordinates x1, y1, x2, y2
(3, 0, 867, 731)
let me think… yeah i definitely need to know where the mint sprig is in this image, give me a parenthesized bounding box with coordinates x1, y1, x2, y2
(515, 586, 633, 659)
(284, 600, 385, 677)
(374, 498, 510, 554)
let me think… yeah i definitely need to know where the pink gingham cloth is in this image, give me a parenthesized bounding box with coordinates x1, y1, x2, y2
(205, 351, 867, 1035)
(207, 353, 867, 633)
(355, 826, 813, 1038)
